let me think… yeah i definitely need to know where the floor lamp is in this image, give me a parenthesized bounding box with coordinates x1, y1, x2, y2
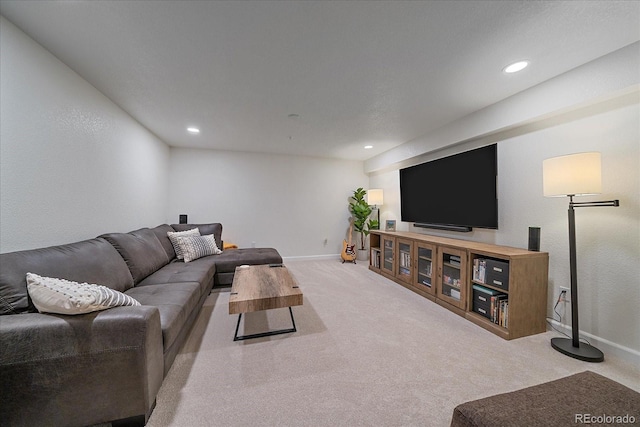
(367, 189, 384, 229)
(543, 152, 619, 363)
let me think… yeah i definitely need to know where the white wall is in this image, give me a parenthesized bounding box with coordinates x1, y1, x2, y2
(369, 50, 640, 362)
(0, 17, 170, 252)
(497, 101, 639, 358)
(168, 148, 368, 258)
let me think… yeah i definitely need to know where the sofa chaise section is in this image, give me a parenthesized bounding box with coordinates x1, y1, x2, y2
(211, 248, 283, 286)
(169, 223, 283, 286)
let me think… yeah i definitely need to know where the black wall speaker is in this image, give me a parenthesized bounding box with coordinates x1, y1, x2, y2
(179, 214, 188, 224)
(528, 227, 541, 252)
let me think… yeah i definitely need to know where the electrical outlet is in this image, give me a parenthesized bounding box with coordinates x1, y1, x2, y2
(560, 286, 570, 302)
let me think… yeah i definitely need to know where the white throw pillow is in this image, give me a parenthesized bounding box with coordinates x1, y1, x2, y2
(26, 272, 141, 315)
(167, 227, 200, 260)
(176, 234, 222, 263)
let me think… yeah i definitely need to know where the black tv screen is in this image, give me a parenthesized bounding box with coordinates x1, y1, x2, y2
(400, 144, 498, 230)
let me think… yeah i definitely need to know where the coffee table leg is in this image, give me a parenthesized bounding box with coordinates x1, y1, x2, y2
(233, 307, 297, 341)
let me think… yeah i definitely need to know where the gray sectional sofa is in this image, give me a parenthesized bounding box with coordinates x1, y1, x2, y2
(0, 223, 282, 427)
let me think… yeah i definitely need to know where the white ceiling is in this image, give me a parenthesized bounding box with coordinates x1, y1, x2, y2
(1, 1, 638, 161)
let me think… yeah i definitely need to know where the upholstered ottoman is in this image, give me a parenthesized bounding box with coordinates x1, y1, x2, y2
(451, 371, 640, 427)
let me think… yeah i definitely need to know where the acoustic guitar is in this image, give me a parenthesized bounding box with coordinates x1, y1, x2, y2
(341, 220, 357, 264)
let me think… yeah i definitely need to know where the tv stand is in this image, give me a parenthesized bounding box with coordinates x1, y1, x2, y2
(369, 230, 549, 340)
(414, 223, 472, 232)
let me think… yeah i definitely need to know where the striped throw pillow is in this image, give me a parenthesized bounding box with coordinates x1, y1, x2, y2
(26, 272, 140, 315)
(175, 234, 222, 263)
(167, 227, 200, 260)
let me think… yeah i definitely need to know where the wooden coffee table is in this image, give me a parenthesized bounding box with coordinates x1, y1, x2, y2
(229, 264, 303, 341)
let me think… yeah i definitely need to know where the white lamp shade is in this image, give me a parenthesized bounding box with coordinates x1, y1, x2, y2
(543, 152, 602, 197)
(367, 189, 384, 205)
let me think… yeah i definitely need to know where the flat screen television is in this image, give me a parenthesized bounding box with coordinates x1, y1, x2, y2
(400, 144, 498, 231)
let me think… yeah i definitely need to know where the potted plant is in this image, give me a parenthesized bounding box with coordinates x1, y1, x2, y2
(349, 188, 379, 260)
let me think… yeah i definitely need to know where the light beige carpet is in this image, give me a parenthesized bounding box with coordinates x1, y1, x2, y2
(146, 260, 639, 427)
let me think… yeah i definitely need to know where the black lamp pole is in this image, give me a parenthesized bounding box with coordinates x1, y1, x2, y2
(550, 196, 619, 363)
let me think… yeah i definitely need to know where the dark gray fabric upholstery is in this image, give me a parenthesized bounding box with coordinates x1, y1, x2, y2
(0, 306, 163, 427)
(0, 238, 134, 314)
(215, 271, 236, 287)
(138, 256, 216, 296)
(125, 282, 201, 354)
(212, 248, 282, 274)
(0, 221, 278, 426)
(171, 223, 223, 250)
(158, 286, 210, 375)
(450, 371, 640, 427)
(100, 228, 169, 285)
(151, 224, 177, 261)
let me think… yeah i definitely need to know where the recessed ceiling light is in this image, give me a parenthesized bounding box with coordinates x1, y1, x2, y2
(503, 61, 529, 73)
(364, 145, 373, 149)
(187, 127, 200, 134)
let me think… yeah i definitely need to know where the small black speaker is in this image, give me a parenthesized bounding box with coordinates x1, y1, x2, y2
(528, 227, 540, 252)
(179, 214, 188, 224)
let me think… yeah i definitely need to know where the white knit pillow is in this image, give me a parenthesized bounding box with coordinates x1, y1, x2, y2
(26, 273, 141, 315)
(167, 227, 200, 260)
(175, 234, 222, 263)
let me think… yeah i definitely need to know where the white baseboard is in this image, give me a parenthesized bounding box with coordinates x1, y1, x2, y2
(548, 319, 640, 366)
(283, 254, 341, 262)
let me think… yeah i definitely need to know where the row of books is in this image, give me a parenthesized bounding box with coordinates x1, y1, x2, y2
(473, 258, 487, 283)
(490, 294, 508, 327)
(448, 255, 461, 267)
(371, 248, 381, 268)
(399, 251, 411, 268)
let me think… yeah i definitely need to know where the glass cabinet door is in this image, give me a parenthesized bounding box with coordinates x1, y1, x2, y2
(414, 243, 436, 295)
(437, 247, 467, 309)
(396, 238, 413, 284)
(382, 237, 395, 275)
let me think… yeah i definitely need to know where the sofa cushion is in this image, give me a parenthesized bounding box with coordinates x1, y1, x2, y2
(167, 227, 200, 260)
(151, 224, 178, 260)
(26, 273, 140, 315)
(171, 223, 223, 251)
(212, 248, 283, 274)
(100, 228, 170, 285)
(0, 238, 134, 315)
(137, 256, 217, 297)
(125, 282, 201, 352)
(177, 234, 222, 263)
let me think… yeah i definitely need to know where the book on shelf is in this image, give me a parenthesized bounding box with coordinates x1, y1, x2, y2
(371, 248, 381, 268)
(490, 294, 508, 327)
(473, 258, 487, 283)
(400, 251, 411, 268)
(420, 261, 432, 277)
(449, 255, 461, 267)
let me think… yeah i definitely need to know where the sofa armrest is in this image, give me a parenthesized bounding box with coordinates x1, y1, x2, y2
(0, 306, 164, 427)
